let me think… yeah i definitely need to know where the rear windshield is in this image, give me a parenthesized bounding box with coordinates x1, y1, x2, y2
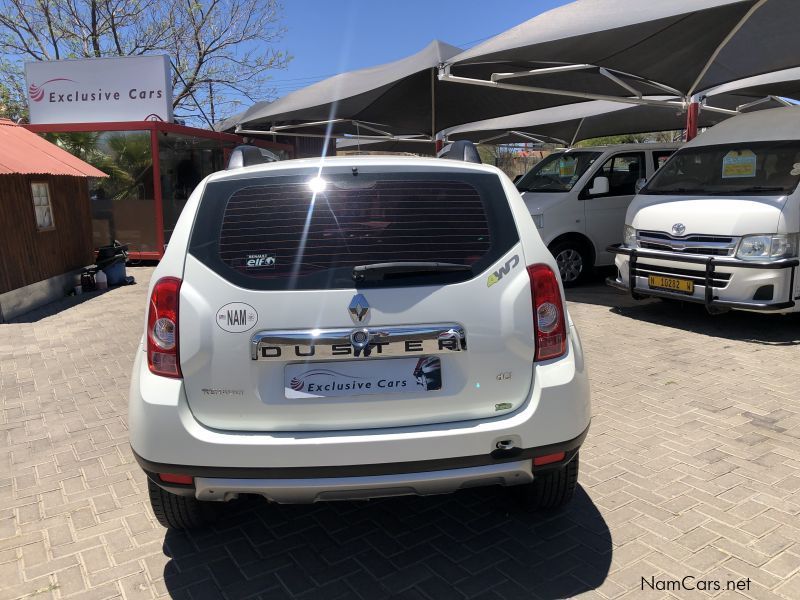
(188, 170, 519, 290)
(643, 140, 800, 196)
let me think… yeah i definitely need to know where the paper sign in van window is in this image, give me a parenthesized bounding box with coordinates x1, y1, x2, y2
(722, 149, 757, 178)
(559, 157, 577, 177)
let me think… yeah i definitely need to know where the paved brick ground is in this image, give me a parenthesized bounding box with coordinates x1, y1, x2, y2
(1, 267, 799, 599)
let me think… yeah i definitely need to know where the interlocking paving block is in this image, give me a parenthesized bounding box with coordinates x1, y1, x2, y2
(1, 270, 798, 599)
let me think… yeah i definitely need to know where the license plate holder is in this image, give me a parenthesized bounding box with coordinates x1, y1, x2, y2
(648, 275, 694, 294)
(285, 356, 442, 398)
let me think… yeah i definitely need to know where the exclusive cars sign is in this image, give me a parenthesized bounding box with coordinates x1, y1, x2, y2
(25, 55, 173, 124)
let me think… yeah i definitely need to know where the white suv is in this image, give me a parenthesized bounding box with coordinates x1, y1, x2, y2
(129, 149, 591, 529)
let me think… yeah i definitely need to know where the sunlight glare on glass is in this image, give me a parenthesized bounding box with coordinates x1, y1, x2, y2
(308, 176, 327, 194)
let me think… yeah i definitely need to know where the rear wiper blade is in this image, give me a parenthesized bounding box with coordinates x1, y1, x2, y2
(352, 261, 472, 282)
(727, 186, 787, 193)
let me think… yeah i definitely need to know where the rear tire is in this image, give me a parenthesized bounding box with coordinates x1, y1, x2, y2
(522, 453, 579, 511)
(147, 478, 221, 530)
(550, 241, 590, 286)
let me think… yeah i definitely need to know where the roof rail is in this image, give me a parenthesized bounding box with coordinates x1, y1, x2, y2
(227, 145, 280, 170)
(437, 140, 482, 164)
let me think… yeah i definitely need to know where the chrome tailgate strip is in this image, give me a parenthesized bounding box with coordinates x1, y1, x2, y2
(251, 323, 466, 361)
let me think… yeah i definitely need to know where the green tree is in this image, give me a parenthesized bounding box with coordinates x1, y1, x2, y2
(577, 131, 682, 147)
(44, 131, 151, 201)
(0, 74, 27, 121)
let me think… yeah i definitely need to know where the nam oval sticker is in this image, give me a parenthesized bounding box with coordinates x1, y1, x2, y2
(216, 302, 258, 333)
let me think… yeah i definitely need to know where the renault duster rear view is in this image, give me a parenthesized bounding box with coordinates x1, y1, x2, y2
(129, 153, 591, 529)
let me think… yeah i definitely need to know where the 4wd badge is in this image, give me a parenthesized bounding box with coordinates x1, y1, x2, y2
(216, 303, 258, 333)
(487, 254, 520, 287)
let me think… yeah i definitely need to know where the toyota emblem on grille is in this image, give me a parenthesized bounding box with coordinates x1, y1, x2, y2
(671, 223, 686, 236)
(348, 294, 369, 322)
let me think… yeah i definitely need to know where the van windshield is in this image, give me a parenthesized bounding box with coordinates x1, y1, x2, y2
(515, 151, 601, 193)
(642, 140, 800, 196)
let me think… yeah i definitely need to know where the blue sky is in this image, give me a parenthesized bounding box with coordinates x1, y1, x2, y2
(271, 1, 570, 98)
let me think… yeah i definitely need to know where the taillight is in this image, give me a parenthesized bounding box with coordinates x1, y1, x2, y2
(147, 277, 182, 378)
(527, 264, 567, 361)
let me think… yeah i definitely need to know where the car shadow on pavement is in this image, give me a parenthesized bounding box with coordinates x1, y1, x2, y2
(4, 285, 132, 323)
(162, 485, 611, 599)
(565, 268, 800, 346)
(609, 300, 800, 346)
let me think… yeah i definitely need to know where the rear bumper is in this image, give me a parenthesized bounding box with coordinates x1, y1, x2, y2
(136, 430, 584, 502)
(192, 461, 534, 503)
(129, 319, 590, 487)
(607, 244, 799, 312)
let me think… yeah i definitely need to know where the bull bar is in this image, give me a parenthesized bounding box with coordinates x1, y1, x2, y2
(606, 244, 799, 311)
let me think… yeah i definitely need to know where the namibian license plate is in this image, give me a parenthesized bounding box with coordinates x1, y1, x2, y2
(285, 356, 442, 399)
(648, 275, 694, 294)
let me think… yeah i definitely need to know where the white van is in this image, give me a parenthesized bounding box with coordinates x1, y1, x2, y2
(517, 143, 680, 284)
(609, 107, 800, 313)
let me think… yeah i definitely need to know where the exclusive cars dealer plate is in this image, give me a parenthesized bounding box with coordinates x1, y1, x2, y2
(648, 275, 694, 294)
(285, 356, 442, 398)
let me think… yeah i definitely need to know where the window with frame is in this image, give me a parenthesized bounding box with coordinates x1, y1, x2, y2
(31, 182, 55, 230)
(584, 152, 645, 198)
(653, 150, 675, 172)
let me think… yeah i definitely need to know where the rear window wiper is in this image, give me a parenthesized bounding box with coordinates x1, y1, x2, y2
(725, 186, 787, 194)
(352, 261, 472, 283)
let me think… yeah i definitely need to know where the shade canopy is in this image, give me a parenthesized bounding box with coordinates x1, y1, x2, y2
(445, 0, 800, 104)
(445, 94, 784, 146)
(237, 41, 460, 137)
(236, 39, 656, 138)
(704, 67, 800, 107)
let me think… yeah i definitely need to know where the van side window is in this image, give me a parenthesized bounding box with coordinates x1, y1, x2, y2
(652, 150, 675, 171)
(584, 152, 645, 198)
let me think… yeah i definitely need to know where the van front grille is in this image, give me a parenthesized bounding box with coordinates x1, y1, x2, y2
(637, 230, 738, 257)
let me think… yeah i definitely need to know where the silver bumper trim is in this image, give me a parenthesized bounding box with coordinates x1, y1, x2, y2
(194, 459, 533, 503)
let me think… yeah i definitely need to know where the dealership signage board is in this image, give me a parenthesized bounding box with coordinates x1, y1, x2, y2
(25, 55, 173, 124)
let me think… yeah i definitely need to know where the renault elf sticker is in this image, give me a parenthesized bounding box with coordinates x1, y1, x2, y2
(245, 253, 276, 268)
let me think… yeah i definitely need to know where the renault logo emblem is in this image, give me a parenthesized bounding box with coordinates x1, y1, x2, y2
(348, 294, 369, 323)
(672, 223, 686, 236)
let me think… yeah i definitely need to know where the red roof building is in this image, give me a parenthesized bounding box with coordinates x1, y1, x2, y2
(0, 119, 106, 177)
(0, 119, 106, 321)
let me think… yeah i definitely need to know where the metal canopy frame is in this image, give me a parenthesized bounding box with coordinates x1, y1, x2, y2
(236, 118, 432, 142)
(732, 94, 792, 112)
(438, 63, 739, 118)
(464, 130, 568, 146)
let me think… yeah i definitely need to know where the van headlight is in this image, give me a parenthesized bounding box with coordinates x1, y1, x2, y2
(531, 214, 544, 229)
(736, 233, 799, 261)
(623, 224, 637, 248)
